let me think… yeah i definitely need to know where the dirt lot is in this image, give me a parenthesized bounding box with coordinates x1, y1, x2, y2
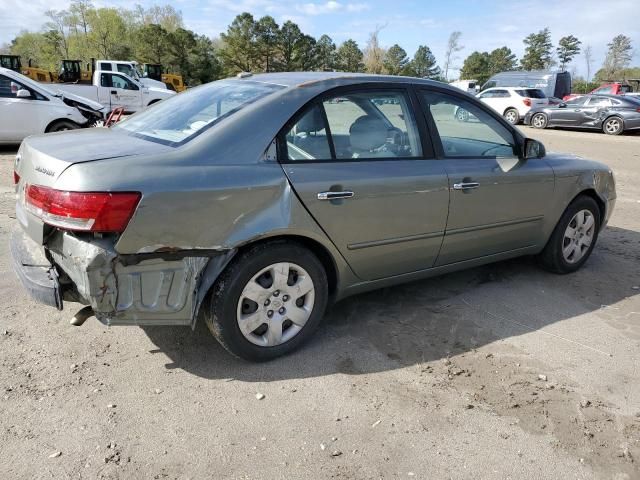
(1, 127, 639, 480)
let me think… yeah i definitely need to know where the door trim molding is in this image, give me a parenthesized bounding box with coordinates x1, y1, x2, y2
(348, 231, 444, 250)
(445, 215, 543, 236)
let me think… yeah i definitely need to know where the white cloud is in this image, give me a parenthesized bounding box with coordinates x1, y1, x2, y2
(296, 1, 369, 16)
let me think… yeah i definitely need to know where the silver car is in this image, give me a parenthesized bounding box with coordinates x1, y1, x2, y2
(11, 72, 616, 361)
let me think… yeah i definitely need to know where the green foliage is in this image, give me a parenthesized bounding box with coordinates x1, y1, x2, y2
(521, 28, 553, 70)
(460, 47, 518, 85)
(460, 51, 490, 84)
(407, 45, 440, 79)
(557, 35, 581, 71)
(571, 78, 601, 94)
(383, 44, 408, 75)
(488, 47, 517, 74)
(316, 35, 336, 71)
(602, 35, 633, 80)
(335, 39, 364, 72)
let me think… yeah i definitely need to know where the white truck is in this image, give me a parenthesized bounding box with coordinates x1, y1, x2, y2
(95, 60, 167, 90)
(450, 79, 480, 94)
(51, 70, 175, 113)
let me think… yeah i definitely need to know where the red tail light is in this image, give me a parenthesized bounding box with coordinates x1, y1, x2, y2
(523, 98, 532, 107)
(25, 184, 140, 233)
(14, 171, 20, 185)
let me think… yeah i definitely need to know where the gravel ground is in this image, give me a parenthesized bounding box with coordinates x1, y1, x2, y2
(0, 126, 639, 480)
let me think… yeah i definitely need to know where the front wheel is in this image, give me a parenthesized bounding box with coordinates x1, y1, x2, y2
(538, 196, 601, 274)
(531, 113, 548, 129)
(47, 120, 79, 133)
(603, 116, 623, 135)
(503, 108, 520, 125)
(205, 241, 328, 361)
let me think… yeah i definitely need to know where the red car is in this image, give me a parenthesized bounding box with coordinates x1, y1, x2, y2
(564, 82, 635, 101)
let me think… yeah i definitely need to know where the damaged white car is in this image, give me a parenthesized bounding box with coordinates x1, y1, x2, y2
(0, 67, 105, 144)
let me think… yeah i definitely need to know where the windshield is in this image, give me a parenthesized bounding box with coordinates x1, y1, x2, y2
(115, 80, 285, 146)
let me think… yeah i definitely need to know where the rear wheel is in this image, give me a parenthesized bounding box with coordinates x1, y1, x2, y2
(603, 116, 623, 135)
(504, 108, 520, 125)
(205, 241, 328, 361)
(531, 113, 548, 129)
(46, 120, 79, 133)
(538, 196, 601, 274)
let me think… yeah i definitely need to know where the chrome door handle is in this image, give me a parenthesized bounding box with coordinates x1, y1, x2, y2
(317, 191, 354, 200)
(452, 182, 480, 191)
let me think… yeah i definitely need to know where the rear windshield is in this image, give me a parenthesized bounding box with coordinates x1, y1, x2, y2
(514, 88, 546, 98)
(115, 80, 285, 146)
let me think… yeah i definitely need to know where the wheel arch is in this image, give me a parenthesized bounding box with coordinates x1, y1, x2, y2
(44, 118, 81, 133)
(235, 234, 339, 298)
(572, 188, 606, 228)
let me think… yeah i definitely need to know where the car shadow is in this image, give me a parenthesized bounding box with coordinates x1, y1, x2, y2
(142, 225, 640, 380)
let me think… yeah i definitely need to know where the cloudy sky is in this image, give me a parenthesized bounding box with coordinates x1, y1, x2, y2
(1, 0, 638, 78)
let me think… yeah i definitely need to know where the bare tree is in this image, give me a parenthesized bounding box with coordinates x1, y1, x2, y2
(443, 31, 463, 80)
(583, 45, 593, 82)
(363, 25, 386, 74)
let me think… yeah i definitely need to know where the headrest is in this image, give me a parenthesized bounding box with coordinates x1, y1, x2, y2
(349, 115, 388, 152)
(296, 107, 325, 133)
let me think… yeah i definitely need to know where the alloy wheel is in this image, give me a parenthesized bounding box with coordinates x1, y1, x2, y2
(604, 118, 622, 135)
(532, 114, 547, 129)
(562, 209, 595, 264)
(236, 262, 315, 347)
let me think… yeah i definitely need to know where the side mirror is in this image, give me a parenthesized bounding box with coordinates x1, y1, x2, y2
(16, 89, 32, 99)
(558, 102, 567, 108)
(524, 138, 546, 159)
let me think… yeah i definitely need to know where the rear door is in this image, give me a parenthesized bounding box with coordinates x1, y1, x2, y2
(578, 96, 612, 126)
(280, 86, 450, 281)
(418, 88, 555, 266)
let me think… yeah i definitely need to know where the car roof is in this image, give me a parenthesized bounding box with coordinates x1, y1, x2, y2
(240, 71, 445, 89)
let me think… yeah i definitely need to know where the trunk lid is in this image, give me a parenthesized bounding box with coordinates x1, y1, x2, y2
(14, 127, 172, 244)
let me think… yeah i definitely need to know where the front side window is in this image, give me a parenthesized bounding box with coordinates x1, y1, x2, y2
(0, 75, 42, 99)
(115, 80, 284, 146)
(423, 90, 516, 158)
(284, 90, 422, 161)
(103, 73, 138, 90)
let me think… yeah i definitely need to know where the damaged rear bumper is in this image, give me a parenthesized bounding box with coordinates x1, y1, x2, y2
(11, 227, 235, 327)
(10, 229, 63, 310)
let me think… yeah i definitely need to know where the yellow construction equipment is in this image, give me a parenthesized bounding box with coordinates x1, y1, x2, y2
(142, 63, 186, 92)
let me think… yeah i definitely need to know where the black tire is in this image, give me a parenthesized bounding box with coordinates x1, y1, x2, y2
(531, 113, 548, 129)
(205, 241, 328, 361)
(504, 108, 520, 125)
(47, 120, 79, 133)
(602, 116, 623, 135)
(537, 195, 601, 274)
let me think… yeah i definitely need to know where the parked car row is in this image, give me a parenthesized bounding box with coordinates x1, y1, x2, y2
(455, 87, 549, 125)
(525, 94, 640, 135)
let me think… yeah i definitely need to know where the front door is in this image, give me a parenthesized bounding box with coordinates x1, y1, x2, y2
(99, 72, 141, 112)
(0, 74, 50, 142)
(280, 87, 450, 281)
(419, 88, 555, 266)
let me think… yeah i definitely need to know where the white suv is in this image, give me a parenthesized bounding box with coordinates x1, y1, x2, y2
(476, 87, 549, 124)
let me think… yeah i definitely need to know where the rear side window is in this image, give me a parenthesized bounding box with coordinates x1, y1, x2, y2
(283, 90, 422, 161)
(100, 63, 112, 71)
(515, 89, 546, 98)
(422, 90, 516, 158)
